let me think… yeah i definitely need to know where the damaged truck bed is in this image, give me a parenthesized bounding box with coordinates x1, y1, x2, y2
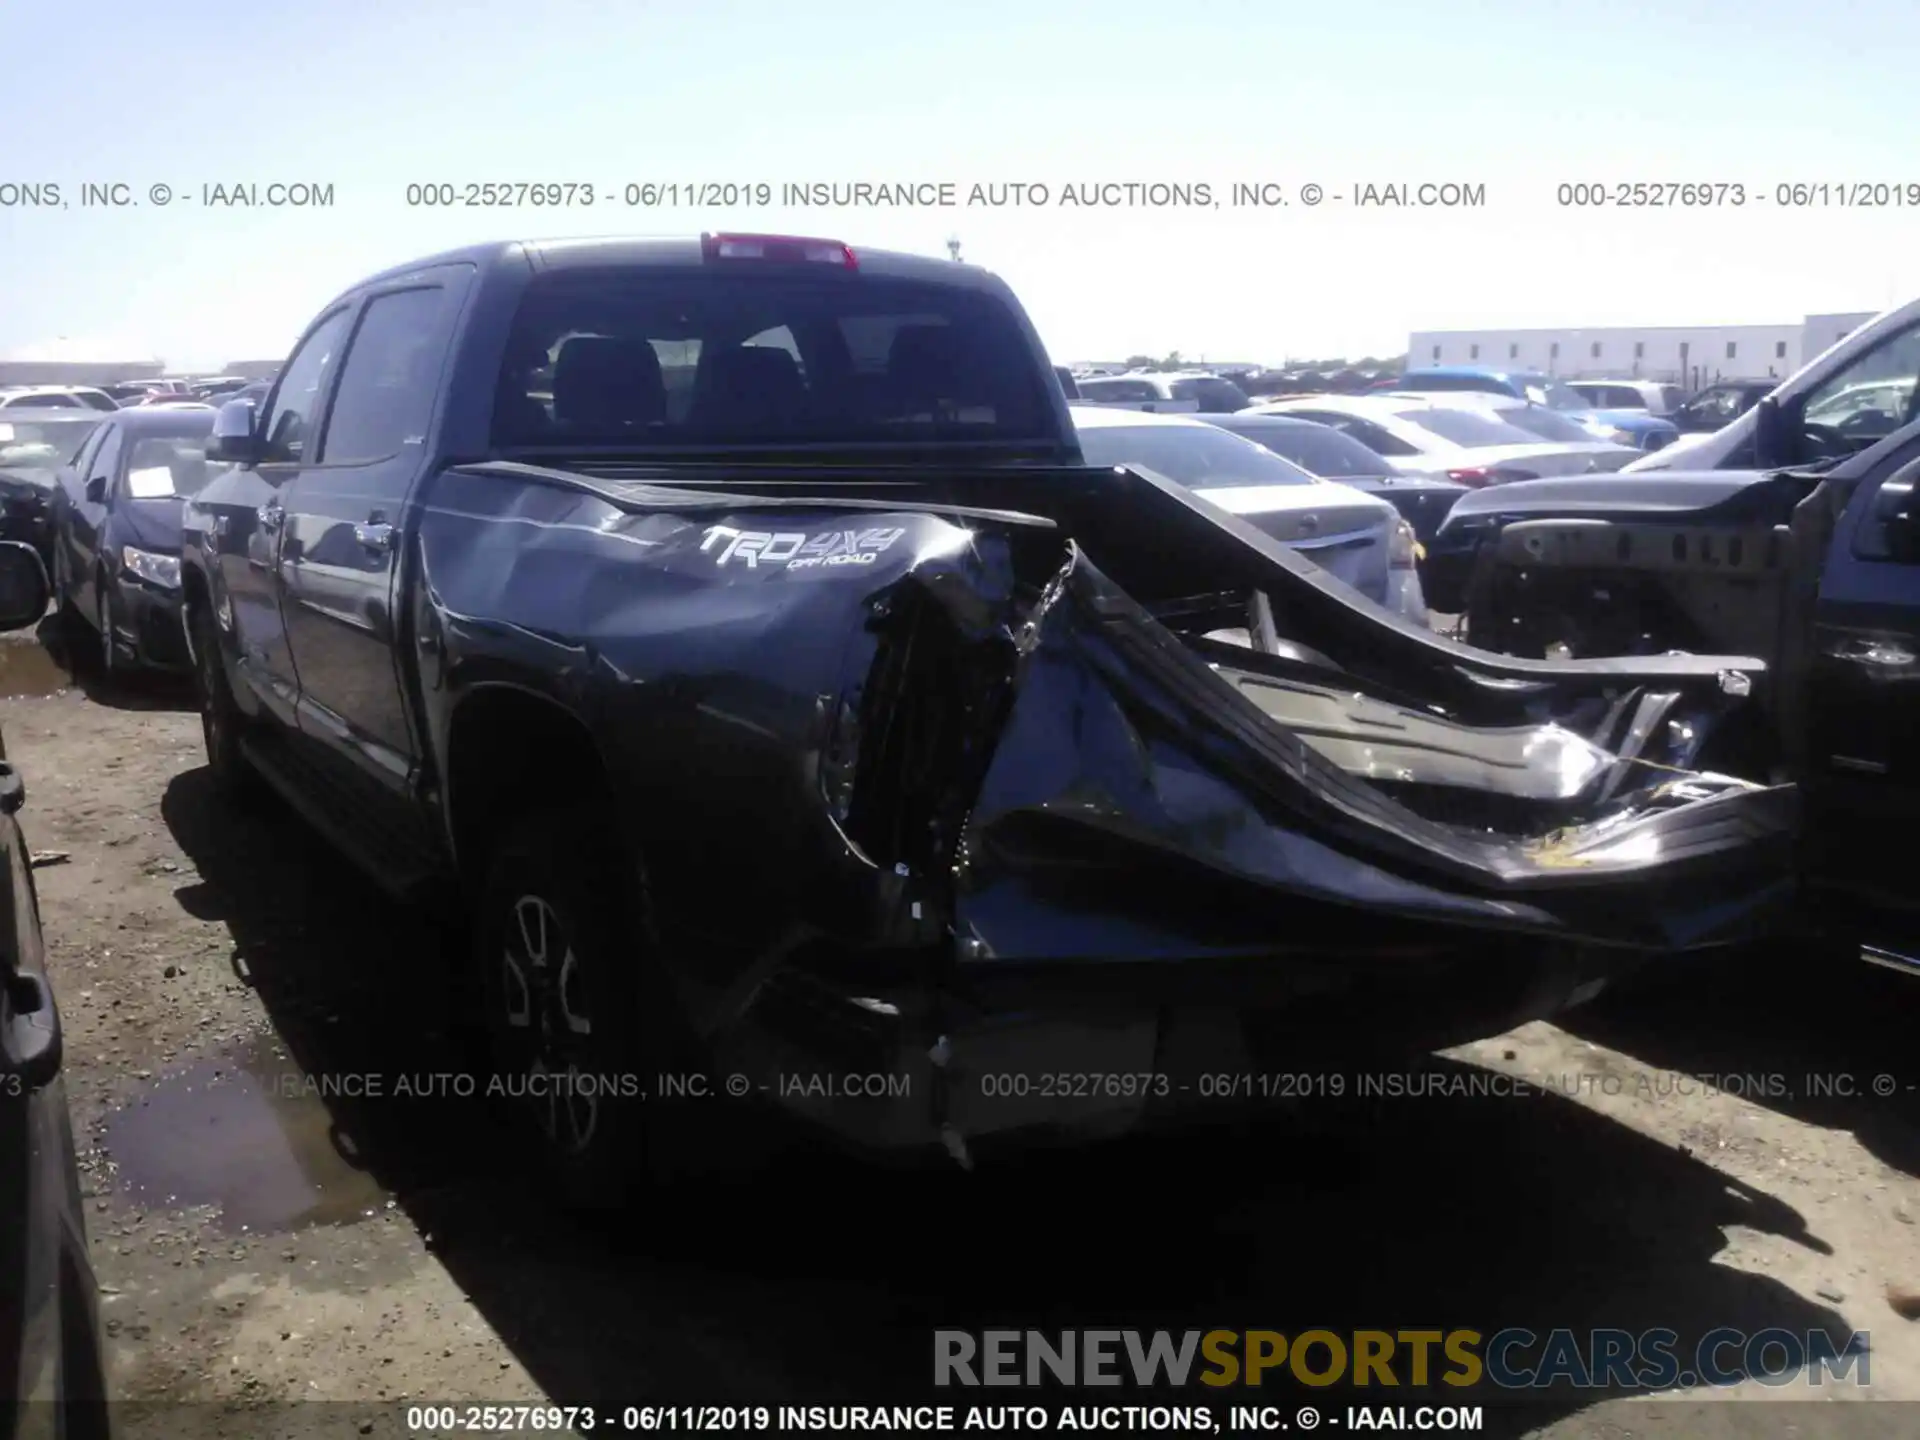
(440, 456, 1797, 1152)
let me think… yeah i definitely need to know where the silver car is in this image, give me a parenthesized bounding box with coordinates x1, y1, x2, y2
(1249, 393, 1639, 487)
(1071, 404, 1427, 622)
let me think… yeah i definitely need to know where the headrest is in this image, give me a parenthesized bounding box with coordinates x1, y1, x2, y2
(551, 336, 666, 429)
(691, 346, 807, 428)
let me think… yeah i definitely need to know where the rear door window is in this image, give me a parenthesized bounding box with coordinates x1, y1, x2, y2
(1396, 407, 1537, 447)
(1288, 412, 1419, 458)
(1240, 423, 1392, 476)
(319, 287, 454, 464)
(493, 269, 1052, 447)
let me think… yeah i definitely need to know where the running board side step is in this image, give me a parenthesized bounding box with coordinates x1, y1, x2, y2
(1861, 944, 1920, 978)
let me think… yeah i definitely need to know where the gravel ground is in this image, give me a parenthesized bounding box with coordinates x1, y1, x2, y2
(5, 627, 1920, 1440)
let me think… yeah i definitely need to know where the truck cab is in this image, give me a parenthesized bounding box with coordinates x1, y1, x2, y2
(1626, 299, 1920, 473)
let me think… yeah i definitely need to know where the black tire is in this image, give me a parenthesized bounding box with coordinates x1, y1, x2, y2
(50, 544, 91, 663)
(473, 804, 679, 1209)
(96, 578, 122, 677)
(189, 599, 261, 805)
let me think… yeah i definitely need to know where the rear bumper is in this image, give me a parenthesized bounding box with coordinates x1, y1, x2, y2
(719, 943, 1652, 1155)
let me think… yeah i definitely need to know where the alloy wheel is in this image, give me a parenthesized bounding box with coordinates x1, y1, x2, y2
(498, 893, 598, 1156)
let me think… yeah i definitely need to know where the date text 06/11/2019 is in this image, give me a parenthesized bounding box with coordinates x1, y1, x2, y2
(1556, 180, 1920, 207)
(395, 180, 1490, 210)
(404, 1403, 1483, 1433)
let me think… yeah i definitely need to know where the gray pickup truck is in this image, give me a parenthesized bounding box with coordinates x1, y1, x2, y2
(179, 232, 1793, 1202)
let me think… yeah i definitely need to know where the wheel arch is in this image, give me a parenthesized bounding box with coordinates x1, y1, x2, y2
(441, 682, 618, 886)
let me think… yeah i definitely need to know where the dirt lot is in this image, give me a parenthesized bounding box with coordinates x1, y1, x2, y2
(7, 626, 1920, 1439)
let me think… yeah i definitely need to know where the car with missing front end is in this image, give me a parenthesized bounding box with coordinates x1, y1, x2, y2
(1428, 417, 1920, 979)
(0, 411, 108, 573)
(179, 231, 1795, 1200)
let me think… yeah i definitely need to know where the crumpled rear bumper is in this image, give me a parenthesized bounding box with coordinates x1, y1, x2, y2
(484, 459, 1796, 1158)
(696, 526, 1794, 1157)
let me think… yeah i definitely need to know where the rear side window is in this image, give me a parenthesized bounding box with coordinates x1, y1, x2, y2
(1233, 422, 1388, 477)
(1497, 406, 1593, 443)
(262, 310, 352, 463)
(1076, 423, 1315, 488)
(1400, 407, 1537, 447)
(1169, 377, 1251, 412)
(89, 427, 125, 488)
(1078, 379, 1160, 402)
(1289, 412, 1419, 458)
(321, 287, 453, 464)
(492, 270, 1053, 447)
(1403, 374, 1500, 395)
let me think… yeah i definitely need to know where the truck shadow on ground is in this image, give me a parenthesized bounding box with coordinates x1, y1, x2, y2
(155, 768, 1854, 1436)
(1557, 943, 1920, 1183)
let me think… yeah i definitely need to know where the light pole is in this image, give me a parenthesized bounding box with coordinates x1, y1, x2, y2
(946, 236, 963, 262)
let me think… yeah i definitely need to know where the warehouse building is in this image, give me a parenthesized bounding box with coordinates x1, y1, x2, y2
(0, 341, 165, 388)
(1407, 312, 1878, 391)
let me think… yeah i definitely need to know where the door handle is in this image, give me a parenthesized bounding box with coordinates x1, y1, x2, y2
(258, 502, 284, 531)
(355, 522, 394, 553)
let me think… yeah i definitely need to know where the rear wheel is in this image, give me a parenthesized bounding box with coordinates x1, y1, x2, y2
(474, 804, 677, 1210)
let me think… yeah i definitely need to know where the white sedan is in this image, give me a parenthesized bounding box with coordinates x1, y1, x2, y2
(1071, 404, 1427, 623)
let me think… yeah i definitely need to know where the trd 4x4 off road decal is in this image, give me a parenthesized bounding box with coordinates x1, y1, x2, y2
(700, 525, 910, 570)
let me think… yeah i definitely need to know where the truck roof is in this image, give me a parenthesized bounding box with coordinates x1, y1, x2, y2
(329, 235, 1011, 311)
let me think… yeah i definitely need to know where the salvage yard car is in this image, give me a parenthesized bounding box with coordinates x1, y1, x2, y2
(1386, 366, 1680, 451)
(1074, 370, 1249, 413)
(0, 411, 107, 571)
(1566, 379, 1687, 417)
(1195, 411, 1469, 545)
(1429, 416, 1920, 976)
(1249, 393, 1636, 486)
(1069, 404, 1428, 622)
(181, 232, 1796, 1203)
(50, 404, 218, 675)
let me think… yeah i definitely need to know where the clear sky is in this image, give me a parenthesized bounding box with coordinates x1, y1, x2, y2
(4, 0, 1916, 369)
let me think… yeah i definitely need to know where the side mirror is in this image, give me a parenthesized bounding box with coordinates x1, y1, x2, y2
(207, 398, 264, 465)
(84, 475, 107, 504)
(0, 540, 50, 631)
